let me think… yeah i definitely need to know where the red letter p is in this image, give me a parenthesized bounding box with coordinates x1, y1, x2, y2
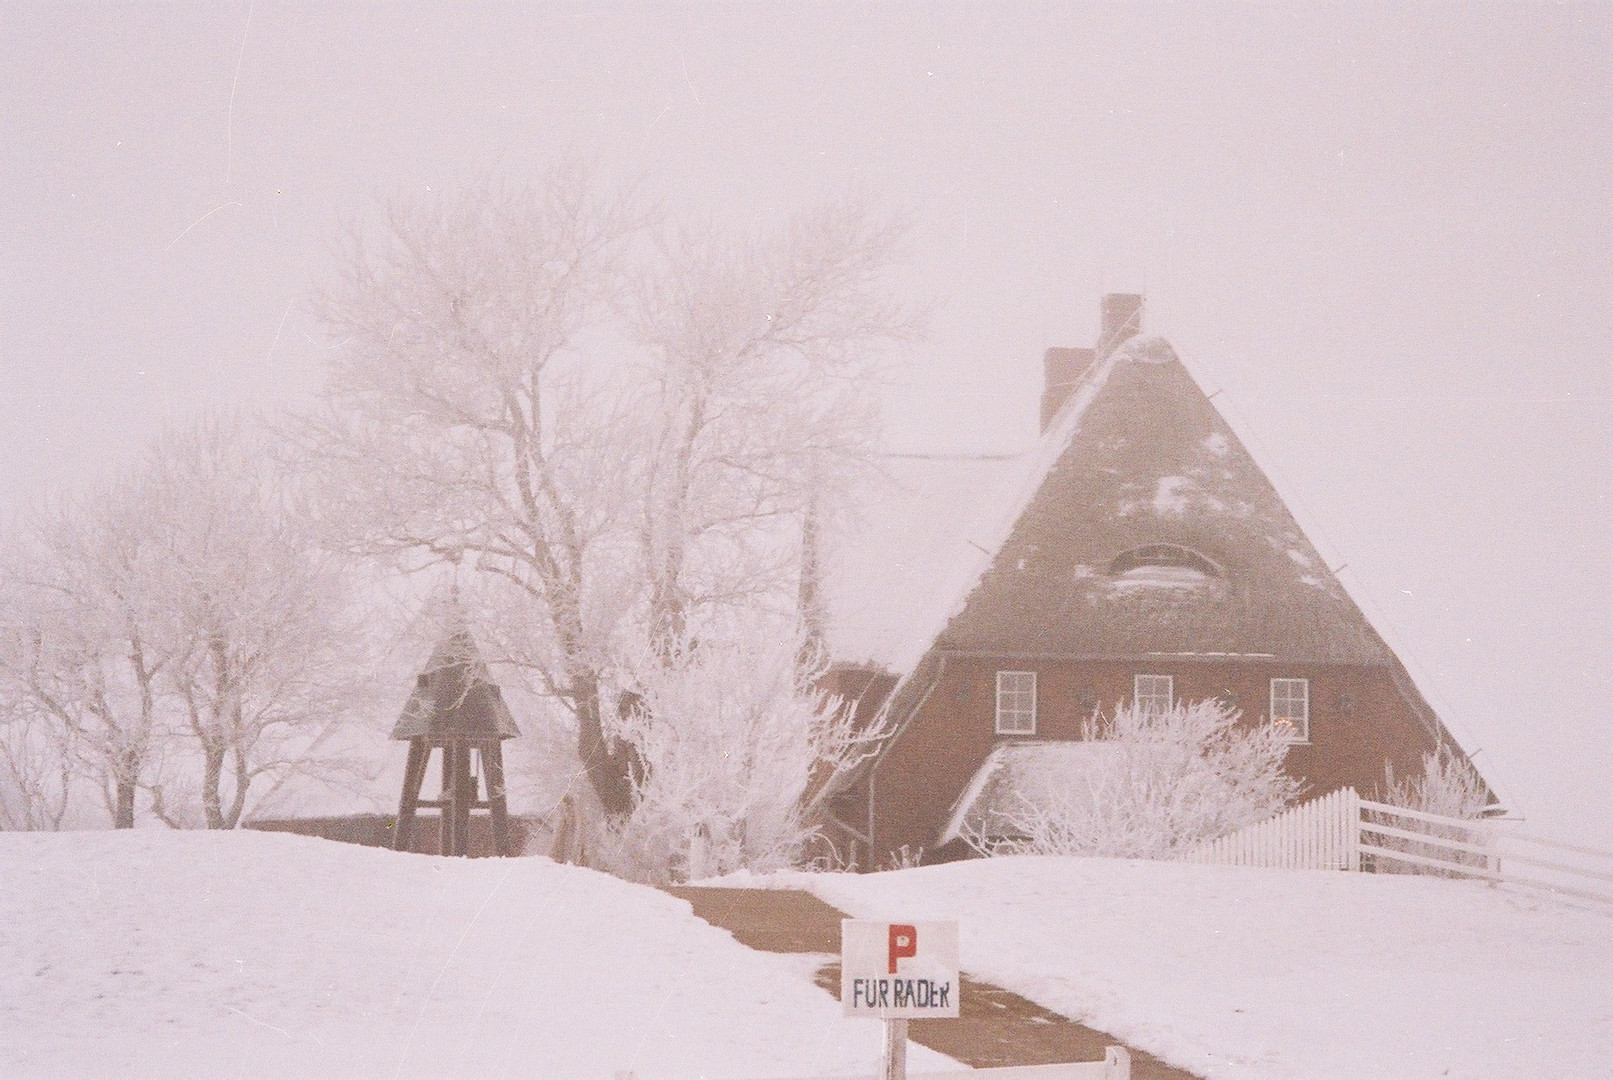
(888, 924, 917, 974)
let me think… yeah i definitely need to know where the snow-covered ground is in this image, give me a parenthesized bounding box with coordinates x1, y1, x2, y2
(0, 831, 959, 1080)
(777, 857, 1613, 1080)
(7, 831, 1610, 1080)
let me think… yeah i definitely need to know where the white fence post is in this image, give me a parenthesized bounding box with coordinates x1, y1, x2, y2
(1345, 787, 1360, 872)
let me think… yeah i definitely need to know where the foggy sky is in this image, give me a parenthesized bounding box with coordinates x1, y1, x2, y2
(2, 4, 1609, 843)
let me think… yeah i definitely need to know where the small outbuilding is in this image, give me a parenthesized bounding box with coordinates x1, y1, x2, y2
(391, 622, 521, 857)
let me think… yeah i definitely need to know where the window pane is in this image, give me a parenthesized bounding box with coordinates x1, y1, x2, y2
(1135, 674, 1172, 715)
(996, 671, 1036, 734)
(1270, 678, 1308, 740)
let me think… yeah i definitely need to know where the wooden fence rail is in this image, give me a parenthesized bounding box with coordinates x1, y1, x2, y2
(1183, 788, 1613, 905)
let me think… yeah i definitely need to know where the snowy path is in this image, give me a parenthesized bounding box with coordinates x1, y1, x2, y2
(669, 885, 1196, 1079)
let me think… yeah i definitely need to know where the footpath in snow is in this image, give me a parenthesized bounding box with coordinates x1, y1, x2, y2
(0, 830, 960, 1080)
(771, 856, 1613, 1080)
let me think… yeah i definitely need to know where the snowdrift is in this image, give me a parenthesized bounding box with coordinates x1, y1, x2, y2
(0, 830, 957, 1079)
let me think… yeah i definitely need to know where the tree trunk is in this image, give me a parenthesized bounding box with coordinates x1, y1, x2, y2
(201, 746, 226, 829)
(223, 745, 248, 829)
(573, 672, 635, 818)
(113, 779, 136, 829)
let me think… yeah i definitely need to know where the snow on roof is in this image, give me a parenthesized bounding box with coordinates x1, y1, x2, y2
(821, 350, 1118, 674)
(936, 739, 1123, 847)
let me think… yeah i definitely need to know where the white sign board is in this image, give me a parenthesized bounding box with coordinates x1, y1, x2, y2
(841, 920, 960, 1019)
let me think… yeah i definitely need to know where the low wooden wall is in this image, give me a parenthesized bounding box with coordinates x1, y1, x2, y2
(245, 813, 548, 857)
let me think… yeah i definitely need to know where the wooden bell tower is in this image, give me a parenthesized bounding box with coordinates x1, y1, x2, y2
(392, 625, 521, 857)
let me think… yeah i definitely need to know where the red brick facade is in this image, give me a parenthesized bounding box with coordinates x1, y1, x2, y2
(827, 656, 1443, 863)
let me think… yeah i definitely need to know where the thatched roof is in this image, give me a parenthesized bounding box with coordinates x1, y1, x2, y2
(940, 336, 1392, 664)
(823, 334, 1394, 673)
(391, 626, 520, 742)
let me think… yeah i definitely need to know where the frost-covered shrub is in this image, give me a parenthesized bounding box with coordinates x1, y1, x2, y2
(968, 699, 1299, 860)
(1371, 746, 1491, 875)
(593, 623, 875, 884)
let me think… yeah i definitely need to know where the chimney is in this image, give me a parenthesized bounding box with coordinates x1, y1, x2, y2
(1040, 347, 1094, 432)
(1097, 293, 1144, 357)
(1039, 293, 1145, 432)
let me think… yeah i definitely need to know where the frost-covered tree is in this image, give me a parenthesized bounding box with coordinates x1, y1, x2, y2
(594, 616, 875, 883)
(630, 202, 913, 656)
(968, 699, 1299, 860)
(138, 420, 369, 829)
(0, 418, 368, 829)
(0, 700, 77, 831)
(302, 167, 915, 827)
(303, 170, 650, 818)
(0, 482, 175, 828)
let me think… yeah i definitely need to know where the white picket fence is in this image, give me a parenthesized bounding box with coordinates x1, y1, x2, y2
(1184, 787, 1613, 905)
(1183, 787, 1360, 871)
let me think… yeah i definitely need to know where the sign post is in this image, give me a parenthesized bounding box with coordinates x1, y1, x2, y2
(841, 920, 959, 1080)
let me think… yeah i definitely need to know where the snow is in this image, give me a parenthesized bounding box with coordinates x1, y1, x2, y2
(1151, 476, 1192, 516)
(9, 829, 1610, 1079)
(782, 857, 1613, 1080)
(1109, 564, 1214, 589)
(821, 454, 1023, 674)
(937, 742, 1123, 847)
(822, 354, 1118, 675)
(0, 831, 962, 1080)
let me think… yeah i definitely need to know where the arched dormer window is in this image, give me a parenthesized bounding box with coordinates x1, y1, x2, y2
(1107, 543, 1223, 587)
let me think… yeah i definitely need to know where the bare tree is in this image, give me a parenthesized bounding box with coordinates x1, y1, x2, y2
(629, 200, 915, 655)
(0, 418, 369, 829)
(0, 482, 175, 827)
(140, 420, 368, 829)
(302, 168, 916, 827)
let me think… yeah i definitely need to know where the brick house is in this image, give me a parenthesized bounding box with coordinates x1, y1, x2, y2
(815, 295, 1480, 867)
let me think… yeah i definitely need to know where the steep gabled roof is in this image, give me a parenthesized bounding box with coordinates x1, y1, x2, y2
(940, 336, 1392, 664)
(824, 333, 1394, 677)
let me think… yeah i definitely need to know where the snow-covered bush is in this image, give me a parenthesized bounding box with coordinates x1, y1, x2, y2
(1383, 745, 1490, 821)
(1371, 746, 1491, 875)
(968, 699, 1299, 860)
(593, 620, 876, 884)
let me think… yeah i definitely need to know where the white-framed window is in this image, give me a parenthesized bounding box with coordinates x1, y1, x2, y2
(995, 671, 1037, 735)
(1134, 674, 1173, 716)
(1270, 678, 1310, 742)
